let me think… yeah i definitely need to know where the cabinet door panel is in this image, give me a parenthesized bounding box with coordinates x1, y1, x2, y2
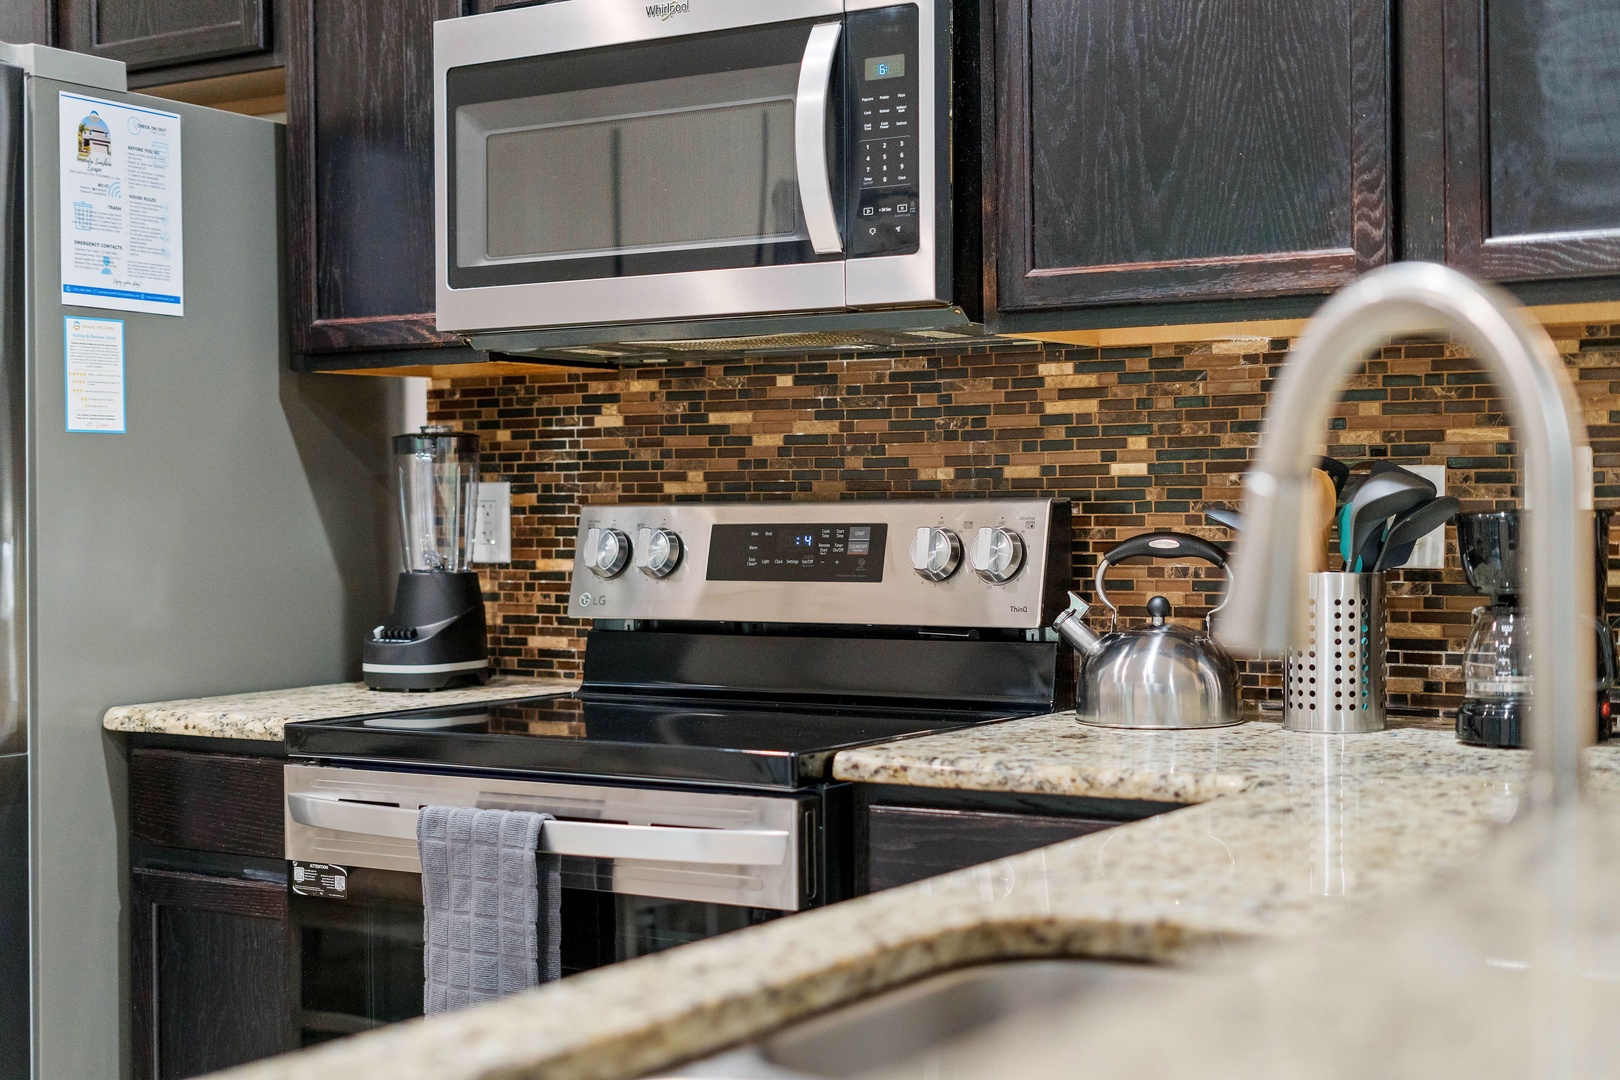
(157, 905, 288, 1079)
(132, 868, 292, 1080)
(1445, 0, 1620, 279)
(993, 0, 1389, 310)
(63, 0, 267, 71)
(287, 0, 468, 355)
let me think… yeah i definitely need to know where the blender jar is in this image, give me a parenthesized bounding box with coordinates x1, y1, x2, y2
(395, 426, 479, 573)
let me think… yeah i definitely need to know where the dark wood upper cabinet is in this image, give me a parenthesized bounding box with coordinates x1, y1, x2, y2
(286, 0, 470, 359)
(1443, 0, 1620, 281)
(58, 0, 283, 86)
(988, 0, 1391, 313)
(0, 1, 53, 47)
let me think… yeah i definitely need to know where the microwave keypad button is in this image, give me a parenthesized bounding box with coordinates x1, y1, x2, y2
(851, 192, 921, 256)
(860, 137, 911, 188)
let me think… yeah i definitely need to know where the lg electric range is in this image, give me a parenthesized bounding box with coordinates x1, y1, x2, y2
(282, 498, 1070, 1045)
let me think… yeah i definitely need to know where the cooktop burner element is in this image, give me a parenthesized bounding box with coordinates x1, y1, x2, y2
(286, 693, 1016, 788)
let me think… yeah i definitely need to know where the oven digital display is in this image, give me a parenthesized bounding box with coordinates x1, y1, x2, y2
(706, 523, 887, 582)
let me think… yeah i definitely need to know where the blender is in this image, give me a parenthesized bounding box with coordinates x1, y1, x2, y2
(362, 426, 489, 690)
(1454, 509, 1615, 746)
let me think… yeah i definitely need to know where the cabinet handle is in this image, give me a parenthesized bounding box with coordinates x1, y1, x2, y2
(795, 21, 845, 255)
(286, 792, 789, 866)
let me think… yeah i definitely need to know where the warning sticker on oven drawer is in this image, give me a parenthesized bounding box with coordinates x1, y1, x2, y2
(291, 861, 348, 899)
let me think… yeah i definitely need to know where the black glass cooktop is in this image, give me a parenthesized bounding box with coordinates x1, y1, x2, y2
(285, 694, 1012, 790)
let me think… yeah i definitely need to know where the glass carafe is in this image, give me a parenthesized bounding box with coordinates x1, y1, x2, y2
(1463, 603, 1532, 703)
(395, 426, 479, 573)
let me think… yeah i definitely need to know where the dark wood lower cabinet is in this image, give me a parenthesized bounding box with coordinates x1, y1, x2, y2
(132, 866, 293, 1080)
(126, 741, 295, 1080)
(129, 748, 286, 859)
(865, 805, 1118, 891)
(860, 788, 1179, 893)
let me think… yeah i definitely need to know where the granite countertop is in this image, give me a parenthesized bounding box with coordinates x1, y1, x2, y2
(831, 708, 1462, 801)
(102, 674, 577, 741)
(211, 709, 1613, 1080)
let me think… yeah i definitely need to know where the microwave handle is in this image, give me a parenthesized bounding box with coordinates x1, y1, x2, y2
(794, 21, 844, 255)
(286, 792, 790, 866)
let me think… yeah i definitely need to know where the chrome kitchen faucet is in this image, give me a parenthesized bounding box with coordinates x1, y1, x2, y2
(1218, 262, 1595, 810)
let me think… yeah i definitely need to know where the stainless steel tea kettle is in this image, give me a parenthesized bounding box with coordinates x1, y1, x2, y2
(1052, 531, 1241, 729)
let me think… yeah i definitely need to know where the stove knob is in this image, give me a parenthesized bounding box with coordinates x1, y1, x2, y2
(635, 527, 683, 578)
(910, 527, 962, 581)
(584, 527, 631, 579)
(972, 527, 1025, 584)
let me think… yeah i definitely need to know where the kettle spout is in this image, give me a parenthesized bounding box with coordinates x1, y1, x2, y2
(1052, 592, 1105, 658)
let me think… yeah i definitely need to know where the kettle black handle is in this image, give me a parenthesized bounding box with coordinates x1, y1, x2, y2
(1093, 531, 1233, 624)
(1102, 532, 1228, 568)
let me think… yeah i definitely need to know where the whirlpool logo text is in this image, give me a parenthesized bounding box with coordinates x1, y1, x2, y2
(645, 0, 690, 20)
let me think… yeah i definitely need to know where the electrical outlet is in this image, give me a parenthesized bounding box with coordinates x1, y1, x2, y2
(1403, 464, 1447, 569)
(472, 482, 510, 564)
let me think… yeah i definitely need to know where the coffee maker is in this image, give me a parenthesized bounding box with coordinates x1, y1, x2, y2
(1454, 509, 1615, 746)
(362, 426, 489, 690)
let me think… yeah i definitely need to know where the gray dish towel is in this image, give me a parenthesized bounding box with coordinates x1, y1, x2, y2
(418, 806, 561, 1015)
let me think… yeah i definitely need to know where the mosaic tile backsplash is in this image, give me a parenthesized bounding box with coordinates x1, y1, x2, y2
(428, 323, 1620, 713)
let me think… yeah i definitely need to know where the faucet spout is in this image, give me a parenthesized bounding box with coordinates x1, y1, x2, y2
(1216, 263, 1594, 809)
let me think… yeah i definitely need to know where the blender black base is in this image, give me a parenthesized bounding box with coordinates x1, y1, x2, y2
(363, 571, 489, 692)
(362, 664, 489, 692)
(1456, 697, 1613, 748)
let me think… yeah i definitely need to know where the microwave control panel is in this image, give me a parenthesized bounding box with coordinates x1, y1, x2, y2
(846, 5, 922, 258)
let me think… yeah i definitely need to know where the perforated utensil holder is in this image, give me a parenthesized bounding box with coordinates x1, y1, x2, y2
(1284, 572, 1387, 733)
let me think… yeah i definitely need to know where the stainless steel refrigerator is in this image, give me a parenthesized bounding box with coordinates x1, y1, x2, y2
(0, 44, 403, 1079)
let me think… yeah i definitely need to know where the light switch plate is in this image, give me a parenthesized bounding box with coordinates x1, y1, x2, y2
(1404, 464, 1447, 570)
(472, 482, 510, 564)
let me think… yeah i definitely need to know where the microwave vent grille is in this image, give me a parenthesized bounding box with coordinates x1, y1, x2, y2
(645, 332, 878, 352)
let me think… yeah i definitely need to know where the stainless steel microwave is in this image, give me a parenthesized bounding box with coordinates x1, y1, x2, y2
(433, 0, 952, 343)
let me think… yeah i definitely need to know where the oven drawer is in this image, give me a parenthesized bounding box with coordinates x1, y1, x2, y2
(284, 764, 810, 911)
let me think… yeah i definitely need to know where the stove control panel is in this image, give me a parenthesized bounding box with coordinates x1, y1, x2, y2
(569, 499, 1069, 630)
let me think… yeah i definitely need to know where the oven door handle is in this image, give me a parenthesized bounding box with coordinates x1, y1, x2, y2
(286, 793, 791, 866)
(794, 21, 844, 256)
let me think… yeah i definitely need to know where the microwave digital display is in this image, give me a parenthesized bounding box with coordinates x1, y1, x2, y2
(863, 54, 905, 81)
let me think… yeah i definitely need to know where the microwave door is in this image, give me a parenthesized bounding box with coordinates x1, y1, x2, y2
(435, 8, 852, 335)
